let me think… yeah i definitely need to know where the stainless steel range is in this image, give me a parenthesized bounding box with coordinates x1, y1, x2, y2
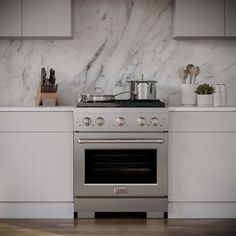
(74, 100, 168, 218)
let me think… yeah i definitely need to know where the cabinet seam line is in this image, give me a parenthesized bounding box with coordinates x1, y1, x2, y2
(224, 0, 225, 36)
(21, 0, 22, 36)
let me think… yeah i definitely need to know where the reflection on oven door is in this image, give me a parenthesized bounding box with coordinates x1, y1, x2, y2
(85, 149, 157, 184)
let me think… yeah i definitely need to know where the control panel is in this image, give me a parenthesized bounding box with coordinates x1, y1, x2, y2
(74, 108, 168, 132)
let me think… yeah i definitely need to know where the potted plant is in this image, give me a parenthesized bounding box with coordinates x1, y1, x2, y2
(195, 83, 215, 106)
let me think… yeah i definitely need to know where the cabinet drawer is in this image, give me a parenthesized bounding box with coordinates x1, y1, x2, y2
(169, 112, 236, 132)
(0, 112, 73, 132)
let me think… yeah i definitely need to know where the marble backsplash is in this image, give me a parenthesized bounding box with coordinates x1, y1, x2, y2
(0, 0, 236, 106)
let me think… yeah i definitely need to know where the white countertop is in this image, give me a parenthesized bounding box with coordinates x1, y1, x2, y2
(1, 106, 236, 112)
(168, 106, 236, 112)
(0, 106, 75, 112)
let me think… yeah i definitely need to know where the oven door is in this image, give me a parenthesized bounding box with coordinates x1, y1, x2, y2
(74, 132, 167, 197)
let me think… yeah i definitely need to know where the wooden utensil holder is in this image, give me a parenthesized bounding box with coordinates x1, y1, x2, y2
(35, 87, 58, 106)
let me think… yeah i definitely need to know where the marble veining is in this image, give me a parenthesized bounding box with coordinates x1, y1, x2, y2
(0, 0, 236, 106)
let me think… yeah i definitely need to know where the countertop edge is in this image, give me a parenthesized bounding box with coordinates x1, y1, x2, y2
(0, 106, 75, 112)
(1, 106, 236, 112)
(168, 106, 236, 112)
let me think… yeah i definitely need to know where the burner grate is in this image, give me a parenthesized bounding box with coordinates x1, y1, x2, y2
(77, 99, 165, 107)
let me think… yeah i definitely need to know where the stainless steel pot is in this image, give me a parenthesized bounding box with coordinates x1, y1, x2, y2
(80, 87, 130, 102)
(128, 80, 158, 100)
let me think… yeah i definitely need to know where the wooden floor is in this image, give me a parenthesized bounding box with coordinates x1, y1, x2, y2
(0, 219, 236, 236)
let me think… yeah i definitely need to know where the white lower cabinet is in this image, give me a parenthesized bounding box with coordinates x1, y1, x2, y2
(0, 111, 73, 218)
(168, 110, 236, 218)
(0, 133, 73, 202)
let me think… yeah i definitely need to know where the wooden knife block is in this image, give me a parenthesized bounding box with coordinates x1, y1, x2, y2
(35, 87, 58, 106)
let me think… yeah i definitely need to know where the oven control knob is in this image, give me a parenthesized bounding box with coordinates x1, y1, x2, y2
(151, 117, 159, 126)
(83, 117, 92, 126)
(116, 117, 125, 126)
(137, 117, 146, 126)
(96, 117, 104, 126)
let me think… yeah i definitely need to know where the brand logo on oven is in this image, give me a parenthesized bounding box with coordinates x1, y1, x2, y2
(113, 187, 128, 194)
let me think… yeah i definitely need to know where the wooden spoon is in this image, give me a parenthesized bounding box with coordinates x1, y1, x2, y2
(186, 64, 194, 84)
(193, 66, 200, 84)
(178, 67, 185, 84)
(184, 70, 188, 83)
(189, 66, 196, 84)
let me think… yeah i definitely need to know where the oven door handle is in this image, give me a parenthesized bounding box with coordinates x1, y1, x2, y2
(77, 138, 165, 144)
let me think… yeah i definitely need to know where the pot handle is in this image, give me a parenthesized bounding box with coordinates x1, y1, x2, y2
(114, 91, 132, 97)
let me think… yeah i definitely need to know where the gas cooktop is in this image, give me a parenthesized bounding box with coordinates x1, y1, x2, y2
(77, 99, 165, 108)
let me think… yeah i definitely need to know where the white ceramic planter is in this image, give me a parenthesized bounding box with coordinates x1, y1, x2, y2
(197, 94, 213, 106)
(180, 84, 197, 106)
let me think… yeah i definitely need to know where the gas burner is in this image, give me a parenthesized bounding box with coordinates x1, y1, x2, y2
(77, 99, 165, 108)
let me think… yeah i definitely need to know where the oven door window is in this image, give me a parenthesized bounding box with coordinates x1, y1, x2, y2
(85, 149, 157, 184)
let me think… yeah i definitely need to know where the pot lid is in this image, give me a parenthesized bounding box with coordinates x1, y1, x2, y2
(81, 87, 106, 96)
(128, 80, 158, 83)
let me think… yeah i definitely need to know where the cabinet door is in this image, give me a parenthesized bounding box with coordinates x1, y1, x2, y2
(0, 133, 73, 201)
(168, 133, 236, 201)
(225, 0, 236, 36)
(22, 0, 72, 37)
(0, 0, 21, 37)
(173, 0, 224, 38)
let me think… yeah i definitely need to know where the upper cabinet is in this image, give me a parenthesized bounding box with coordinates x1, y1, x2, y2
(22, 0, 72, 37)
(0, 0, 21, 37)
(0, 0, 72, 38)
(225, 0, 236, 36)
(173, 0, 236, 38)
(173, 0, 224, 38)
